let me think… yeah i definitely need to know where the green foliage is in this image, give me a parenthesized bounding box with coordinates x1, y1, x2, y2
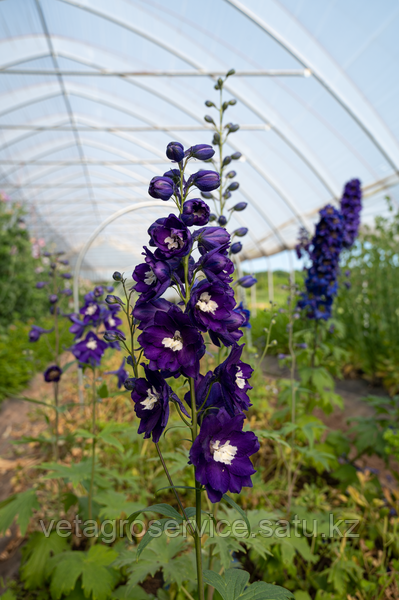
(0, 489, 39, 536)
(336, 199, 399, 391)
(21, 532, 69, 589)
(203, 568, 294, 600)
(0, 317, 73, 401)
(0, 198, 48, 328)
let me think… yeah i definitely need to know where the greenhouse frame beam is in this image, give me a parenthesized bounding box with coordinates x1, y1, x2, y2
(224, 0, 399, 175)
(0, 124, 271, 132)
(0, 68, 310, 77)
(57, 2, 340, 199)
(34, 0, 100, 222)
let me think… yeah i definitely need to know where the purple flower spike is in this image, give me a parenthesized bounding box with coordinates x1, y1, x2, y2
(44, 365, 62, 383)
(149, 214, 192, 259)
(181, 199, 210, 227)
(29, 325, 53, 342)
(105, 357, 129, 389)
(131, 367, 185, 443)
(166, 141, 185, 163)
(138, 304, 205, 379)
(185, 144, 215, 161)
(71, 331, 108, 367)
(189, 408, 259, 503)
(148, 176, 175, 201)
(187, 170, 220, 192)
(340, 178, 362, 249)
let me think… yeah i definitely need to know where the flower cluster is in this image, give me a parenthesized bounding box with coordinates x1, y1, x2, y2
(128, 140, 259, 502)
(297, 179, 362, 321)
(69, 285, 122, 370)
(297, 205, 344, 320)
(340, 178, 362, 249)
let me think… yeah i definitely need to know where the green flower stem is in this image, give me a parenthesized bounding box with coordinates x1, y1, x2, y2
(53, 381, 59, 461)
(155, 442, 195, 537)
(122, 280, 138, 378)
(190, 377, 205, 600)
(88, 367, 97, 523)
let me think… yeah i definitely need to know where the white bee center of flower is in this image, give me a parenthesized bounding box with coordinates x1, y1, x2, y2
(164, 234, 183, 250)
(196, 291, 218, 315)
(108, 317, 116, 327)
(85, 304, 97, 315)
(144, 268, 157, 285)
(86, 339, 97, 350)
(211, 440, 238, 465)
(141, 386, 159, 410)
(162, 330, 183, 352)
(236, 368, 246, 389)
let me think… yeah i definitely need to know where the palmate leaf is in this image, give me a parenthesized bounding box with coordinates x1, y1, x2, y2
(0, 489, 39, 535)
(204, 569, 294, 600)
(204, 535, 244, 570)
(221, 494, 251, 536)
(94, 490, 142, 520)
(21, 531, 69, 589)
(41, 460, 93, 487)
(127, 503, 183, 529)
(49, 545, 118, 600)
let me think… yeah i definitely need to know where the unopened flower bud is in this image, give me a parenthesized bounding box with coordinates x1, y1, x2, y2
(226, 170, 236, 179)
(201, 192, 213, 200)
(204, 115, 215, 125)
(218, 215, 227, 226)
(225, 123, 240, 133)
(231, 152, 242, 160)
(186, 144, 215, 161)
(229, 98, 237, 105)
(222, 156, 232, 167)
(226, 69, 235, 77)
(205, 100, 216, 108)
(103, 330, 126, 342)
(124, 377, 137, 391)
(233, 228, 248, 238)
(209, 213, 217, 222)
(227, 182, 239, 192)
(105, 294, 125, 306)
(166, 141, 185, 162)
(49, 294, 58, 304)
(230, 202, 247, 212)
(230, 242, 242, 254)
(112, 271, 123, 282)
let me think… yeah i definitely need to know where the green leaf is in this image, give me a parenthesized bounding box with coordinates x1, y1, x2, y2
(127, 503, 183, 527)
(222, 494, 251, 536)
(62, 360, 78, 373)
(94, 491, 142, 520)
(0, 591, 16, 600)
(112, 585, 152, 599)
(98, 431, 124, 453)
(204, 535, 243, 570)
(97, 382, 109, 398)
(49, 552, 84, 599)
(81, 545, 118, 600)
(204, 569, 294, 600)
(0, 489, 39, 535)
(21, 531, 69, 589)
(41, 461, 93, 487)
(136, 518, 172, 559)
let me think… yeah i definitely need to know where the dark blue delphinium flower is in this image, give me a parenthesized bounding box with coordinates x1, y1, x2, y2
(297, 204, 344, 321)
(138, 303, 206, 379)
(68, 313, 86, 340)
(49, 294, 58, 304)
(188, 279, 244, 346)
(29, 325, 53, 342)
(80, 299, 101, 324)
(189, 408, 259, 503)
(36, 281, 48, 289)
(61, 288, 72, 296)
(71, 331, 109, 367)
(181, 199, 210, 227)
(149, 214, 192, 259)
(194, 226, 230, 255)
(103, 310, 123, 331)
(44, 365, 62, 383)
(295, 227, 311, 259)
(61, 273, 72, 280)
(166, 141, 185, 163)
(131, 367, 185, 443)
(340, 178, 362, 249)
(105, 357, 129, 389)
(133, 298, 172, 331)
(234, 302, 251, 328)
(196, 246, 234, 285)
(148, 176, 175, 201)
(187, 170, 220, 192)
(132, 247, 172, 302)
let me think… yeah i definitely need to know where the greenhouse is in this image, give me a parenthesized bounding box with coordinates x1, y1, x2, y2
(0, 1, 398, 599)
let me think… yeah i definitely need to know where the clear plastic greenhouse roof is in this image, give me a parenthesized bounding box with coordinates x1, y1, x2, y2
(1, 0, 399, 279)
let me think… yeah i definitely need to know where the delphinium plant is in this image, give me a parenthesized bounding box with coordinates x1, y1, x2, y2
(69, 284, 126, 521)
(118, 140, 292, 600)
(28, 251, 74, 460)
